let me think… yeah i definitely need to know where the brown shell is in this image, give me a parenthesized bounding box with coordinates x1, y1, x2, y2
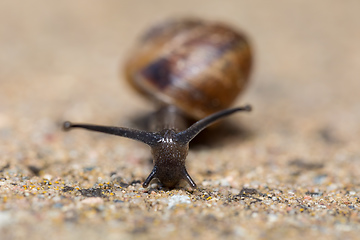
(124, 18, 252, 119)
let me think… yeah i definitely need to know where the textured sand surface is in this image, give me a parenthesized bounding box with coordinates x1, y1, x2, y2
(1, 1, 360, 239)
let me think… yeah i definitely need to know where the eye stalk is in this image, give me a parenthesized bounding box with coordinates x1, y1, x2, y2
(63, 105, 252, 188)
(63, 121, 162, 146)
(176, 105, 251, 144)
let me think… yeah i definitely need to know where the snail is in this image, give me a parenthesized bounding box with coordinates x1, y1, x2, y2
(63, 18, 252, 188)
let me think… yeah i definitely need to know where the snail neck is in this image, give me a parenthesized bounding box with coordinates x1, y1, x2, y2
(149, 104, 188, 132)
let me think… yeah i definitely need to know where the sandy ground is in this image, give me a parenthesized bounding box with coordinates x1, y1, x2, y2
(1, 1, 360, 239)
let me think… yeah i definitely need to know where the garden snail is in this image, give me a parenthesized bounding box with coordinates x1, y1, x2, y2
(63, 18, 252, 188)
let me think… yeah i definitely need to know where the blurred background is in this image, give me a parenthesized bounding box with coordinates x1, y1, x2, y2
(1, 0, 359, 129)
(1, 0, 359, 160)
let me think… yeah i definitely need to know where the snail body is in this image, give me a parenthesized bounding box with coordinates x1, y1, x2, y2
(63, 18, 252, 188)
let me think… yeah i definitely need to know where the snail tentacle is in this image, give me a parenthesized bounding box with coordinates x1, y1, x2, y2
(63, 121, 161, 146)
(176, 105, 252, 144)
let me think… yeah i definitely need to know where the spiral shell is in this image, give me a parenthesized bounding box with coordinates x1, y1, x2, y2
(124, 18, 252, 119)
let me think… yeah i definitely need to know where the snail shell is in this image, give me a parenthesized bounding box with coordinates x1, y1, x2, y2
(124, 18, 252, 119)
